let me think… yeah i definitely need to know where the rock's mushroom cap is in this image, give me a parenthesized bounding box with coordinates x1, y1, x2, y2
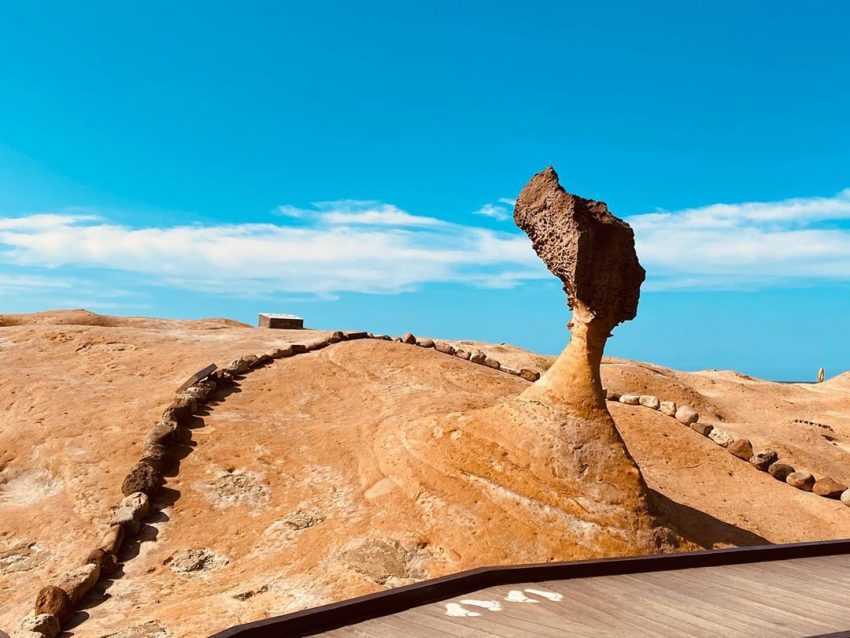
(514, 166, 645, 326)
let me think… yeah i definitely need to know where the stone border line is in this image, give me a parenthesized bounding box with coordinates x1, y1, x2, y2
(605, 390, 850, 508)
(14, 330, 538, 637)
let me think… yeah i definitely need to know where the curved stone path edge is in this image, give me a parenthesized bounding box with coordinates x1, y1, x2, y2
(605, 390, 850, 505)
(14, 330, 538, 637)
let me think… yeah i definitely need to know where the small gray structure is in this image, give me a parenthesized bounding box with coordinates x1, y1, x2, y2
(258, 313, 304, 330)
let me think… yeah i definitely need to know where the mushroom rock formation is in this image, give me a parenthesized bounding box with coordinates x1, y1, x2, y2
(514, 165, 645, 412)
(380, 167, 671, 567)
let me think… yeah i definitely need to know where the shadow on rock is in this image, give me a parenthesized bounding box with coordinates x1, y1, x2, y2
(649, 489, 770, 548)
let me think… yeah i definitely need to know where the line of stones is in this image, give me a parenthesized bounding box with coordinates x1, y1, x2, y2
(14, 329, 539, 637)
(606, 390, 850, 508)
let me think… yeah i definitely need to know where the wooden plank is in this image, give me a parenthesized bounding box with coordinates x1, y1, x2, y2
(209, 540, 850, 638)
(177, 363, 217, 392)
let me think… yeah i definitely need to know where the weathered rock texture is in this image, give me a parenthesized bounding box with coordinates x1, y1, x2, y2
(479, 166, 665, 554)
(514, 166, 645, 412)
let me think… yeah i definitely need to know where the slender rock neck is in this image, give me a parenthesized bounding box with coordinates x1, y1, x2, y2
(521, 302, 612, 417)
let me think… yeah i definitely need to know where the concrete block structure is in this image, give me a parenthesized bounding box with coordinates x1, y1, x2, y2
(258, 313, 304, 329)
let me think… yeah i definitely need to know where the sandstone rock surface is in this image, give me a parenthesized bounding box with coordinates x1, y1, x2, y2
(4, 308, 850, 635)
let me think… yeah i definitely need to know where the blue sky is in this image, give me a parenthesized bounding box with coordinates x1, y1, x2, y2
(1, 1, 849, 380)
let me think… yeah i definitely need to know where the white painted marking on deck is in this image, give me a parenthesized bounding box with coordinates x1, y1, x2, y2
(505, 589, 540, 603)
(461, 599, 503, 611)
(525, 588, 564, 601)
(445, 602, 481, 617)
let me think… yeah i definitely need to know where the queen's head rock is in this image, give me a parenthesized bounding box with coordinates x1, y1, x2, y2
(514, 166, 645, 329)
(515, 167, 644, 413)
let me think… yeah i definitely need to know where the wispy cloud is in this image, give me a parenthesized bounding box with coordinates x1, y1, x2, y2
(275, 200, 446, 227)
(0, 202, 545, 297)
(628, 189, 850, 289)
(3, 190, 849, 301)
(474, 201, 513, 221)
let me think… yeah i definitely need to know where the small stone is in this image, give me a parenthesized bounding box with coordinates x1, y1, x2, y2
(434, 342, 456, 355)
(813, 476, 848, 499)
(182, 379, 216, 403)
(229, 354, 257, 374)
(343, 331, 369, 340)
(659, 401, 677, 416)
(519, 369, 540, 382)
(34, 586, 71, 622)
(619, 394, 640, 405)
(708, 428, 734, 447)
(501, 366, 520, 375)
(605, 389, 621, 401)
(290, 343, 308, 354)
(252, 353, 273, 367)
(210, 368, 235, 384)
(144, 419, 178, 447)
(455, 349, 471, 361)
(469, 350, 487, 364)
(119, 492, 151, 521)
(416, 338, 435, 348)
(138, 442, 169, 472)
(163, 396, 196, 423)
(58, 562, 100, 604)
(482, 357, 501, 370)
(727, 439, 754, 460)
(329, 331, 344, 343)
(749, 450, 779, 471)
(306, 338, 330, 351)
(121, 462, 163, 497)
(99, 524, 125, 554)
(401, 332, 416, 344)
(675, 405, 699, 425)
(840, 489, 850, 507)
(272, 345, 294, 358)
(767, 462, 795, 481)
(691, 422, 714, 437)
(787, 471, 815, 491)
(19, 613, 60, 637)
(86, 547, 118, 575)
(639, 395, 660, 409)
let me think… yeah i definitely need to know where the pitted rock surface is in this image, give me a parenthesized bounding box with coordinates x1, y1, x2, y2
(513, 166, 645, 326)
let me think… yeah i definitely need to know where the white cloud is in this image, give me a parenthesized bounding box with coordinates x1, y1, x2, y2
(0, 204, 546, 296)
(474, 203, 511, 221)
(275, 200, 445, 227)
(628, 189, 850, 289)
(3, 189, 849, 300)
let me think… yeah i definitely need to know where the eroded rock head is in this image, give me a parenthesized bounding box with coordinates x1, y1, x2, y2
(514, 166, 645, 327)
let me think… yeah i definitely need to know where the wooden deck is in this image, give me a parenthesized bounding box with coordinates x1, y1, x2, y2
(210, 541, 850, 638)
(318, 554, 850, 637)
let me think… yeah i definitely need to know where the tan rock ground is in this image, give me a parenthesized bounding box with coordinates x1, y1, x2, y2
(2, 310, 850, 636)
